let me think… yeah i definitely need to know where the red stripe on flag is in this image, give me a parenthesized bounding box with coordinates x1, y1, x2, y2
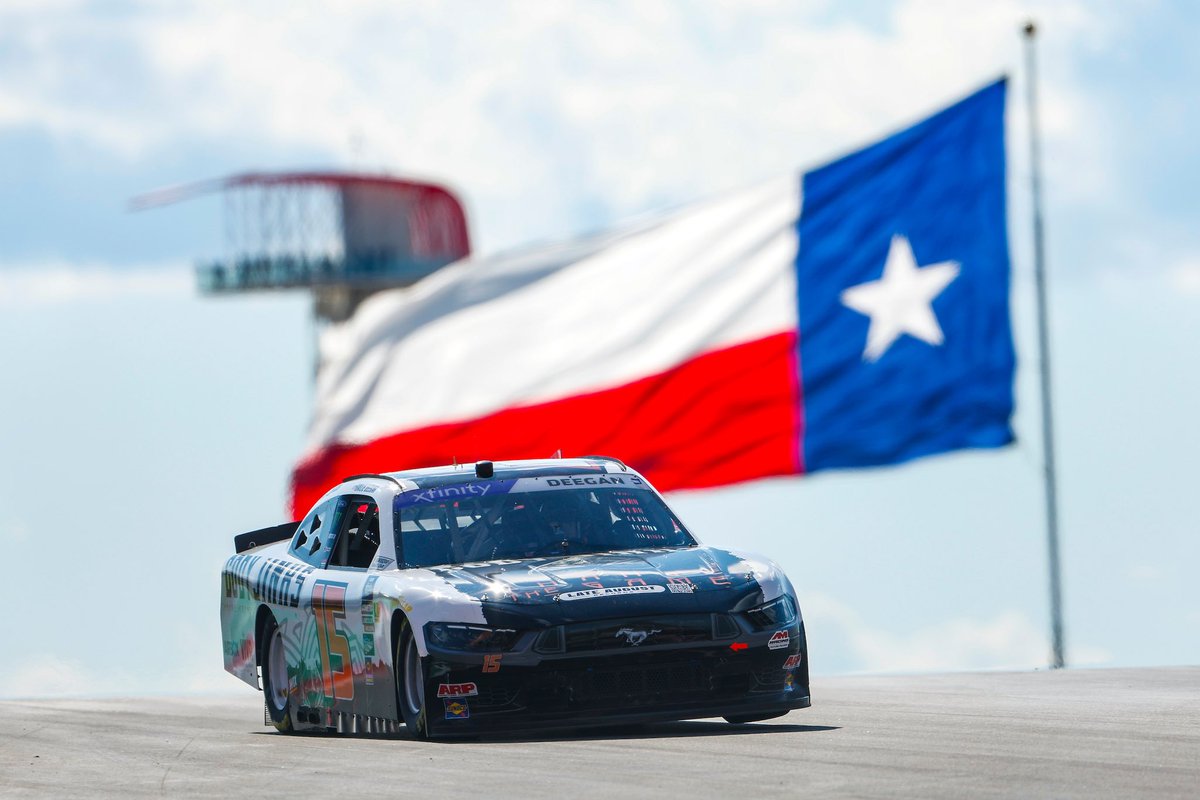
(289, 331, 804, 518)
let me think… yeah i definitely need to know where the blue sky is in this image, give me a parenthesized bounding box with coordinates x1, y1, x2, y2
(1, 0, 1197, 696)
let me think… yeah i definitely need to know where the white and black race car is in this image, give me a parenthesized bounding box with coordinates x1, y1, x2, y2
(221, 457, 810, 738)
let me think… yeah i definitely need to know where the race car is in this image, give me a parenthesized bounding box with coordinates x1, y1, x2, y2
(220, 456, 810, 738)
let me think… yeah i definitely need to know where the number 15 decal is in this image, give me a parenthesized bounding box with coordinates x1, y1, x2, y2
(313, 581, 354, 701)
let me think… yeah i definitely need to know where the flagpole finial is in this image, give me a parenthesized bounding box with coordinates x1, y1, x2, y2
(1023, 20, 1037, 38)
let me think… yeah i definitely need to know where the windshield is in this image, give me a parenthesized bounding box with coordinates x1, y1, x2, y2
(393, 477, 695, 567)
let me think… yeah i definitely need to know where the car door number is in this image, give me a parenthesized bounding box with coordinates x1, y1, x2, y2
(313, 580, 355, 701)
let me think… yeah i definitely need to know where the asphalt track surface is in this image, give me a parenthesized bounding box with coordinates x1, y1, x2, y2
(1, 667, 1196, 798)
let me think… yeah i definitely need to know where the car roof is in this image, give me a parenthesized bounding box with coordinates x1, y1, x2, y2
(381, 456, 630, 489)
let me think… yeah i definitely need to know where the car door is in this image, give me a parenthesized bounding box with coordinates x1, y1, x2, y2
(298, 495, 391, 719)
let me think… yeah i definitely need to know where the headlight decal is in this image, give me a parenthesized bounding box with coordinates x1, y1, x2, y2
(743, 595, 798, 630)
(425, 622, 520, 652)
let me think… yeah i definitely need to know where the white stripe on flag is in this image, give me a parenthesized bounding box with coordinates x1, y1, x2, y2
(307, 176, 801, 453)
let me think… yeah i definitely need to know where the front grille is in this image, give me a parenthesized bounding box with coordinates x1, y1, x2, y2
(473, 685, 519, 707)
(752, 667, 786, 692)
(562, 614, 715, 653)
(522, 651, 753, 712)
(571, 661, 714, 707)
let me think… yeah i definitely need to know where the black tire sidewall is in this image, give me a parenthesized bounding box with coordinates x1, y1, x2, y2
(395, 619, 429, 739)
(261, 616, 293, 730)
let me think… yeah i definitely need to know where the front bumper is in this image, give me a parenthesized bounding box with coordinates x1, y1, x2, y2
(423, 621, 810, 736)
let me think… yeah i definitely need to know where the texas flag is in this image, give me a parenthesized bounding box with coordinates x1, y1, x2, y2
(290, 79, 1014, 517)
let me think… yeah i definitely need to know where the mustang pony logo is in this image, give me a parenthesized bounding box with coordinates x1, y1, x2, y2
(614, 627, 662, 646)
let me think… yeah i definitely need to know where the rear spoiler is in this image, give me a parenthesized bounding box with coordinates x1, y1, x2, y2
(234, 521, 300, 554)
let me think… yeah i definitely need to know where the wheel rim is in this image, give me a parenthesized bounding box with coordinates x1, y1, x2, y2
(267, 627, 288, 712)
(402, 635, 424, 717)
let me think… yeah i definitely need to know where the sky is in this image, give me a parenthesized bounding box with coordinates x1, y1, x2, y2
(1, 0, 1197, 697)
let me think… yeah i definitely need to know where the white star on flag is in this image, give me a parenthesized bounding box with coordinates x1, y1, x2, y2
(840, 234, 960, 362)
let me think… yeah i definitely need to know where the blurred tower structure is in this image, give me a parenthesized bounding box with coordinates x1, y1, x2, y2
(135, 172, 471, 323)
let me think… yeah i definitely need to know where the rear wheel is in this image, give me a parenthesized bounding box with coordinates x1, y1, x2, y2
(724, 712, 788, 724)
(260, 616, 294, 733)
(395, 619, 429, 739)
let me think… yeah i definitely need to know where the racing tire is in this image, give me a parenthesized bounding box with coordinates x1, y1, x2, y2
(723, 712, 788, 725)
(395, 618, 430, 740)
(260, 615, 295, 733)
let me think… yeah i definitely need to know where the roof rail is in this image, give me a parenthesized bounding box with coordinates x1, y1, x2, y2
(340, 473, 402, 486)
(581, 455, 628, 470)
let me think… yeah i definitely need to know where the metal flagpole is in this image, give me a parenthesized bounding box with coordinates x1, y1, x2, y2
(1022, 20, 1066, 669)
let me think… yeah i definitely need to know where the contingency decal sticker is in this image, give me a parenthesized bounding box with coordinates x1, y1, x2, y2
(557, 585, 665, 601)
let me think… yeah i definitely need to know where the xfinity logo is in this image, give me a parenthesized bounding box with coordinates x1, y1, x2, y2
(614, 628, 661, 646)
(409, 484, 493, 503)
(558, 585, 666, 601)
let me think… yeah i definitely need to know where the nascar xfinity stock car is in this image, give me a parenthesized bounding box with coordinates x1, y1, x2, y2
(220, 456, 810, 738)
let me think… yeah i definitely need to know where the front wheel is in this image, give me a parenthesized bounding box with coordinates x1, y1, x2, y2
(395, 619, 429, 739)
(260, 616, 294, 733)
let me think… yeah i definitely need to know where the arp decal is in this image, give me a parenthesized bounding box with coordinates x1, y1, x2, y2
(312, 580, 354, 701)
(783, 654, 802, 670)
(482, 654, 502, 673)
(557, 585, 665, 601)
(444, 699, 470, 720)
(768, 630, 790, 651)
(437, 683, 479, 698)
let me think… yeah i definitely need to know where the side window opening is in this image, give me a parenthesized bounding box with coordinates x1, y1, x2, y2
(329, 498, 381, 569)
(307, 513, 324, 554)
(289, 498, 346, 567)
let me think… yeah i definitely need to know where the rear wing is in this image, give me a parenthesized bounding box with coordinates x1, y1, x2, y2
(233, 521, 299, 554)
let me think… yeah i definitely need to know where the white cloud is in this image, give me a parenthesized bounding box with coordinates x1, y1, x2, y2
(0, 655, 138, 699)
(0, 644, 242, 700)
(0, 0, 1110, 251)
(1168, 258, 1200, 295)
(0, 519, 30, 545)
(1128, 563, 1160, 582)
(0, 263, 191, 307)
(804, 591, 1110, 672)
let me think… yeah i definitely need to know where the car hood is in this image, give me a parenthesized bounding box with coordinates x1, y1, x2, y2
(426, 546, 784, 622)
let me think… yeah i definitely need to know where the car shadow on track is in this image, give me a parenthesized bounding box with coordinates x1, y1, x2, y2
(447, 720, 841, 744)
(253, 719, 839, 744)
